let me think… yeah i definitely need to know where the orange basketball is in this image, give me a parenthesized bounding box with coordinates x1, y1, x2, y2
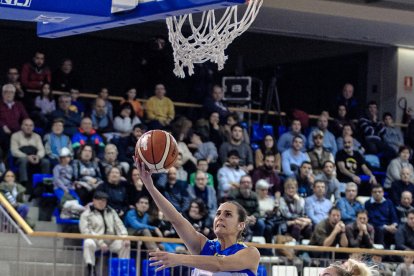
(135, 130, 179, 173)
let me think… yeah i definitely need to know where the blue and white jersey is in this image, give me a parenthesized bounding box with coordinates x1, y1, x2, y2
(191, 240, 256, 276)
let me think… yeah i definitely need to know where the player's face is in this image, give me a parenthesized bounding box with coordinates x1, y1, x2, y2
(214, 203, 241, 238)
(319, 267, 339, 276)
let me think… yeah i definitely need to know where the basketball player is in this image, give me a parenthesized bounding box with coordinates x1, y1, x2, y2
(320, 259, 377, 276)
(135, 159, 260, 275)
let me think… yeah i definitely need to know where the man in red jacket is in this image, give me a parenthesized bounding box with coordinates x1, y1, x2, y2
(0, 84, 28, 153)
(21, 51, 51, 90)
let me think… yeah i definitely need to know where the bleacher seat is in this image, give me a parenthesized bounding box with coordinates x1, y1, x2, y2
(303, 267, 323, 276)
(272, 265, 298, 276)
(356, 196, 370, 205)
(278, 125, 288, 137)
(252, 123, 274, 142)
(32, 173, 55, 198)
(53, 208, 79, 225)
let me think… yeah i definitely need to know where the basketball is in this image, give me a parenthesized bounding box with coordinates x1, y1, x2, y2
(135, 130, 179, 173)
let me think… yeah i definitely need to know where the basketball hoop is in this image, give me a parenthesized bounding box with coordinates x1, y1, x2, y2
(166, 0, 263, 78)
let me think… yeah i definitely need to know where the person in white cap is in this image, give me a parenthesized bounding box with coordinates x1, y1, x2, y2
(52, 147, 80, 203)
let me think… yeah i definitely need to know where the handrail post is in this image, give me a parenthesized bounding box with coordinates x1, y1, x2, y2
(136, 241, 142, 276)
(53, 237, 57, 276)
(16, 233, 21, 276)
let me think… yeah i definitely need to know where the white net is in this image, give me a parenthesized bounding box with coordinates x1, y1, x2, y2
(166, 0, 263, 78)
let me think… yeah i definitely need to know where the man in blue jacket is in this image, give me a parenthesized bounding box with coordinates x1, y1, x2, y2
(124, 196, 162, 250)
(365, 184, 398, 248)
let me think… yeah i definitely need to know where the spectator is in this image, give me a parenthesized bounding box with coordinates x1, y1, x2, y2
(336, 123, 364, 155)
(254, 134, 281, 173)
(189, 159, 214, 187)
(33, 82, 55, 128)
(96, 167, 129, 217)
(188, 131, 218, 164)
(390, 167, 414, 207)
(296, 161, 315, 198)
(229, 175, 265, 237)
(331, 104, 354, 137)
(44, 118, 72, 166)
(0, 170, 30, 220)
(309, 207, 348, 248)
(51, 58, 82, 92)
(308, 115, 338, 155)
(69, 88, 85, 116)
(219, 123, 253, 172)
(281, 135, 310, 176)
(384, 146, 414, 189)
(336, 135, 377, 196)
(0, 84, 29, 152)
(113, 102, 141, 137)
(10, 118, 50, 185)
(383, 112, 404, 155)
(345, 209, 374, 248)
(203, 84, 230, 122)
(90, 97, 114, 136)
(305, 180, 332, 225)
(52, 147, 81, 203)
(79, 191, 130, 276)
(194, 112, 224, 150)
(251, 153, 282, 196)
(126, 167, 149, 208)
(187, 171, 217, 220)
(217, 150, 246, 199)
(220, 113, 250, 145)
(174, 153, 188, 182)
(21, 51, 51, 90)
(6, 67, 25, 101)
(279, 178, 312, 241)
(51, 94, 81, 137)
(336, 182, 363, 225)
(395, 255, 414, 276)
(277, 119, 307, 153)
(396, 191, 414, 225)
(124, 196, 163, 251)
(336, 83, 360, 119)
(117, 123, 147, 164)
(365, 185, 398, 248)
(72, 145, 103, 205)
(308, 130, 335, 175)
(163, 167, 190, 213)
(120, 87, 144, 118)
(99, 144, 129, 181)
(395, 210, 414, 251)
(316, 161, 341, 201)
(255, 180, 275, 218)
(96, 88, 113, 120)
(146, 83, 174, 128)
(72, 117, 105, 158)
(358, 101, 392, 158)
(184, 199, 215, 240)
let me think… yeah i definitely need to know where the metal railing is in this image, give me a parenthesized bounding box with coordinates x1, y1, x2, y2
(0, 193, 413, 276)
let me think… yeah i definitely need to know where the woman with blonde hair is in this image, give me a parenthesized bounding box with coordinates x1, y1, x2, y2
(321, 258, 378, 276)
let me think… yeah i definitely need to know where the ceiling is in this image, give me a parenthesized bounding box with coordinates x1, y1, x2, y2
(249, 0, 414, 47)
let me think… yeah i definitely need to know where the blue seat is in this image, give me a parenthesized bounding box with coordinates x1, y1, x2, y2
(33, 173, 55, 198)
(278, 125, 288, 137)
(109, 258, 136, 276)
(53, 208, 79, 225)
(252, 123, 274, 142)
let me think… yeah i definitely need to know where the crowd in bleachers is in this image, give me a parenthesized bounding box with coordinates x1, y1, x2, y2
(1, 50, 414, 273)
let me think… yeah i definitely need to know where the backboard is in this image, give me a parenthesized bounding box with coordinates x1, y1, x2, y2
(0, 0, 245, 38)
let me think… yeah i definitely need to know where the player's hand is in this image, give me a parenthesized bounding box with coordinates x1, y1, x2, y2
(149, 251, 180, 271)
(134, 157, 154, 188)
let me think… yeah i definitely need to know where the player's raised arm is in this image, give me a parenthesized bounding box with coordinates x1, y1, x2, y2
(135, 159, 207, 254)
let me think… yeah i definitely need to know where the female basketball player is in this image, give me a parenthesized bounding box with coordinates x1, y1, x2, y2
(320, 259, 378, 276)
(135, 160, 260, 275)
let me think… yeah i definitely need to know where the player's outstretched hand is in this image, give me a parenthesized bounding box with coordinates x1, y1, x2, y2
(133, 156, 154, 188)
(149, 251, 180, 272)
